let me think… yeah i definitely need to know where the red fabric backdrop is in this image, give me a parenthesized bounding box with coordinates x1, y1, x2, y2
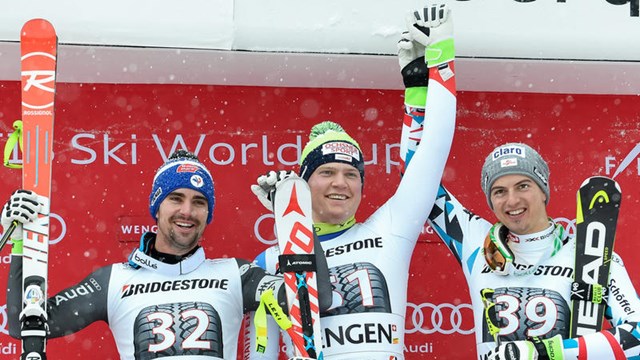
(1, 82, 639, 358)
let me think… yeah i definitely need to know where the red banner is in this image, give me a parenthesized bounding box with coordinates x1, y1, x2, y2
(1, 82, 639, 358)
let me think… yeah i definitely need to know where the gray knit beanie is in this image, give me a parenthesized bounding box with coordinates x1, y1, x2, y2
(481, 143, 550, 209)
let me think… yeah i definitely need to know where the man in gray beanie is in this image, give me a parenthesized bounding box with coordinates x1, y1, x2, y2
(392, 5, 640, 357)
(400, 82, 640, 360)
(481, 142, 550, 209)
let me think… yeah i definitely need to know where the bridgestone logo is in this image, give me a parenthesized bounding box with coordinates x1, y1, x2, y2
(121, 278, 229, 298)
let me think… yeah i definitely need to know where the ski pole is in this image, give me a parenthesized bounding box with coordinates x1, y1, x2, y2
(0, 220, 18, 251)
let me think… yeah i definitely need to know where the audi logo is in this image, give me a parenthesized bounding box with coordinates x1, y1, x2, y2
(553, 217, 576, 238)
(0, 304, 8, 335)
(405, 302, 474, 335)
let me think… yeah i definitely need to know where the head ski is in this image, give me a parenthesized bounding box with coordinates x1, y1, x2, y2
(570, 176, 622, 337)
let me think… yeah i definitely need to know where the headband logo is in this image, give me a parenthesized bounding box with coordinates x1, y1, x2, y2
(500, 158, 518, 168)
(492, 145, 525, 160)
(177, 164, 200, 173)
(190, 175, 205, 188)
(321, 142, 360, 160)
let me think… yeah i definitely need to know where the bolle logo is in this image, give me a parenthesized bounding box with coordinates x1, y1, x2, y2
(135, 253, 158, 269)
(492, 145, 525, 160)
(21, 52, 56, 112)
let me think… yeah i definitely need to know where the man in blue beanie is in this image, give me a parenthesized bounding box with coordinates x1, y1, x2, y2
(3, 149, 331, 359)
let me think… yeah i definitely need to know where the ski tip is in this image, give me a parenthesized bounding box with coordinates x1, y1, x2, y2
(580, 176, 620, 189)
(21, 18, 57, 38)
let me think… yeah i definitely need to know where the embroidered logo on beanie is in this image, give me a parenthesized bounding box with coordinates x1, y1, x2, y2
(149, 150, 215, 224)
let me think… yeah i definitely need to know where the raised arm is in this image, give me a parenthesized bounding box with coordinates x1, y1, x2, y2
(387, 4, 456, 240)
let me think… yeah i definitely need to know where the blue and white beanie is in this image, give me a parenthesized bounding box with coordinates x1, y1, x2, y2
(149, 150, 215, 224)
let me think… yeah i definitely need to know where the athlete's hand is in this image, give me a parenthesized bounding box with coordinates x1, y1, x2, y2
(486, 335, 564, 360)
(398, 30, 425, 70)
(486, 341, 538, 360)
(1, 189, 42, 241)
(251, 170, 298, 211)
(405, 3, 452, 48)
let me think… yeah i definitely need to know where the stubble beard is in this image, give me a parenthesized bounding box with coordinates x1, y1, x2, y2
(167, 228, 200, 253)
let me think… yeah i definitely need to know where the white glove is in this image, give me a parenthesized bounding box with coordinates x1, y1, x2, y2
(397, 30, 425, 70)
(486, 341, 539, 360)
(1, 190, 42, 241)
(405, 3, 453, 48)
(487, 335, 564, 360)
(250, 170, 298, 211)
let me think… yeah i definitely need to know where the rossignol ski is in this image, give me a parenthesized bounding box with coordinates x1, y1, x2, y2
(273, 177, 323, 359)
(20, 18, 58, 360)
(569, 176, 621, 337)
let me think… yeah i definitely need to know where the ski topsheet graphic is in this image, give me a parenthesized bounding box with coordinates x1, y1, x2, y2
(20, 18, 57, 360)
(570, 176, 621, 338)
(273, 177, 323, 359)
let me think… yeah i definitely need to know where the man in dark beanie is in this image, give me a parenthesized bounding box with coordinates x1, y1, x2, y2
(245, 5, 456, 359)
(2, 149, 331, 360)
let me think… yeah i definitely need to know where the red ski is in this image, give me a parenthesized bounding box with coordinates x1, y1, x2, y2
(20, 18, 57, 360)
(273, 177, 323, 359)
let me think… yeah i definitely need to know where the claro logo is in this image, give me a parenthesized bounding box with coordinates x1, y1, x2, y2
(405, 302, 475, 335)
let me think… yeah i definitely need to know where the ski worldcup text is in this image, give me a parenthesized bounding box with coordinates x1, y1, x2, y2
(2, 131, 640, 176)
(4, 132, 401, 173)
